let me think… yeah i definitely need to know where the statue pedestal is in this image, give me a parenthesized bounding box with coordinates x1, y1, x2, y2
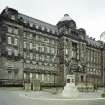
(62, 75, 79, 98)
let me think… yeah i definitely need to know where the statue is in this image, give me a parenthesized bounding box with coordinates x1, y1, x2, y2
(65, 58, 72, 74)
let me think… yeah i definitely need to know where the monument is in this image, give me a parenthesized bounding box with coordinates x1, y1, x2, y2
(62, 75, 79, 98)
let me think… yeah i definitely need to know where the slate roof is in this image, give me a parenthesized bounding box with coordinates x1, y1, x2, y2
(1, 7, 103, 48)
(86, 36, 103, 48)
(18, 13, 58, 32)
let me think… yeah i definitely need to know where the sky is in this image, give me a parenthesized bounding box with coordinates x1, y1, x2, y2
(0, 0, 105, 40)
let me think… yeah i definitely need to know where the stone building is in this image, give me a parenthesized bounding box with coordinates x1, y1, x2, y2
(0, 7, 105, 87)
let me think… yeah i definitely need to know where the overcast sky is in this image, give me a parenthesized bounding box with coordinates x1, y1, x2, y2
(0, 0, 105, 40)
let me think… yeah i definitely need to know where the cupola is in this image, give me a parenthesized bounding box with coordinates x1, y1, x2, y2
(57, 14, 76, 29)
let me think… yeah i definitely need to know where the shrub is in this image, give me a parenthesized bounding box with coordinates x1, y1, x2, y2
(101, 93, 105, 97)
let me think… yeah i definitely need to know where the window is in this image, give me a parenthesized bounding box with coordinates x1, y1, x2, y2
(36, 44, 39, 51)
(65, 49, 68, 55)
(8, 27, 12, 33)
(42, 26, 45, 31)
(47, 74, 50, 82)
(51, 48, 54, 54)
(36, 73, 38, 79)
(30, 23, 33, 27)
(42, 74, 44, 81)
(29, 33, 33, 39)
(8, 48, 12, 55)
(30, 73, 32, 79)
(14, 38, 18, 45)
(52, 30, 55, 34)
(50, 39, 54, 44)
(46, 55, 49, 61)
(24, 73, 26, 79)
(36, 35, 38, 40)
(42, 55, 44, 61)
(81, 75, 84, 82)
(14, 71, 18, 79)
(8, 37, 12, 44)
(47, 47, 50, 53)
(14, 49, 18, 56)
(30, 53, 33, 60)
(29, 43, 33, 49)
(41, 46, 44, 52)
(47, 28, 50, 32)
(44, 37, 49, 43)
(36, 54, 39, 61)
(36, 25, 39, 29)
(24, 52, 27, 58)
(11, 15, 15, 20)
(8, 71, 12, 79)
(23, 32, 27, 38)
(23, 42, 27, 48)
(13, 28, 18, 35)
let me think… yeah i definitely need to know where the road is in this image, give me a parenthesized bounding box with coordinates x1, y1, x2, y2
(0, 88, 105, 105)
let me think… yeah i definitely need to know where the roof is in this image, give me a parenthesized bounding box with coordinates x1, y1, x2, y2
(86, 36, 103, 48)
(18, 13, 58, 32)
(1, 7, 103, 48)
(60, 14, 72, 22)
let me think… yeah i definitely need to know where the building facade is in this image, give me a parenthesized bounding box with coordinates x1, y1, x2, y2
(0, 7, 105, 87)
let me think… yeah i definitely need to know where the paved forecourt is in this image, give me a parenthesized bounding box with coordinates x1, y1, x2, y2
(0, 88, 105, 105)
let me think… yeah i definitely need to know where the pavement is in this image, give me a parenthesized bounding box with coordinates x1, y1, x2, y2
(0, 87, 105, 105)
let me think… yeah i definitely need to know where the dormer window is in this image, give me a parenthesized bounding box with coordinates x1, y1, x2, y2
(36, 25, 39, 29)
(30, 23, 33, 27)
(42, 26, 45, 31)
(47, 28, 50, 32)
(11, 15, 15, 20)
(52, 30, 55, 34)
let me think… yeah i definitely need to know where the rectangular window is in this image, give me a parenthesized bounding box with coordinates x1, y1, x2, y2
(11, 15, 15, 20)
(14, 38, 18, 45)
(42, 74, 44, 81)
(8, 71, 12, 79)
(30, 53, 33, 60)
(29, 33, 33, 39)
(24, 52, 27, 58)
(24, 42, 27, 48)
(51, 48, 54, 54)
(47, 47, 50, 53)
(8, 37, 12, 44)
(36, 54, 39, 61)
(51, 39, 54, 44)
(23, 32, 27, 38)
(8, 48, 12, 55)
(14, 49, 18, 56)
(65, 49, 68, 55)
(42, 55, 44, 61)
(13, 28, 18, 35)
(8, 27, 12, 33)
(36, 44, 39, 51)
(36, 73, 38, 79)
(29, 43, 33, 49)
(42, 46, 44, 52)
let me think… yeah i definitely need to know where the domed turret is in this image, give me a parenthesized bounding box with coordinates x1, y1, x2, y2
(78, 28, 86, 40)
(57, 14, 76, 29)
(60, 14, 72, 22)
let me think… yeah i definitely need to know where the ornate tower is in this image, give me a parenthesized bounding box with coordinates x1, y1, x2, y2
(57, 14, 76, 34)
(57, 14, 77, 85)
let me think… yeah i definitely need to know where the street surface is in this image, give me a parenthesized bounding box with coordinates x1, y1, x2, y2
(0, 88, 105, 105)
